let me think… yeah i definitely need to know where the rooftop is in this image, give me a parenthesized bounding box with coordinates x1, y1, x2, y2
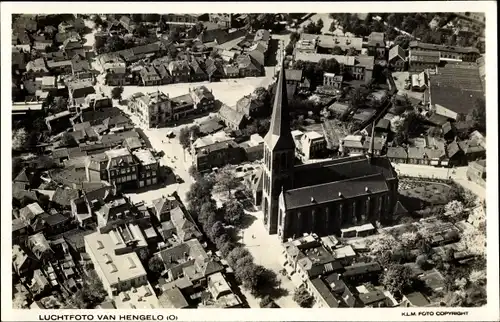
(84, 231, 148, 286)
(133, 149, 157, 166)
(284, 173, 389, 210)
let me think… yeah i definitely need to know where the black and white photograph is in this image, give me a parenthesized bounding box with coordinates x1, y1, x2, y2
(1, 2, 498, 321)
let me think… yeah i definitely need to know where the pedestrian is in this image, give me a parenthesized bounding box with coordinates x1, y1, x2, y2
(252, 234, 255, 239)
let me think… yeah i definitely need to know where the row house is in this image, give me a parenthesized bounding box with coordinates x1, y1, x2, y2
(140, 66, 162, 86)
(409, 41, 481, 62)
(168, 60, 191, 83)
(408, 50, 440, 72)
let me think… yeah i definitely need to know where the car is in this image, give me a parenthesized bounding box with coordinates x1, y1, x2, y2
(235, 167, 243, 172)
(175, 174, 183, 183)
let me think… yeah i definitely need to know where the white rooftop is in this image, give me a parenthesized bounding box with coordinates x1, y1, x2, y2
(114, 283, 160, 309)
(84, 230, 148, 287)
(105, 148, 131, 159)
(133, 149, 156, 166)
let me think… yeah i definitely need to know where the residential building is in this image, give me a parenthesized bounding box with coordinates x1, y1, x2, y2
(45, 110, 72, 133)
(47, 59, 73, 75)
(68, 80, 96, 106)
(282, 235, 342, 283)
(294, 131, 327, 161)
(411, 71, 427, 92)
(340, 135, 386, 157)
(285, 69, 303, 85)
(257, 62, 399, 240)
(192, 136, 244, 173)
(217, 105, 247, 131)
(140, 66, 162, 86)
(323, 73, 343, 89)
(240, 134, 265, 162)
(155, 64, 173, 85)
(367, 32, 386, 59)
(342, 262, 382, 284)
(12, 244, 39, 277)
(84, 92, 113, 110)
(236, 54, 262, 77)
(235, 94, 265, 118)
(386, 147, 408, 164)
(189, 86, 215, 111)
(204, 58, 225, 82)
(86, 148, 138, 191)
(295, 33, 363, 55)
(154, 239, 224, 295)
(170, 93, 197, 122)
(402, 292, 431, 307)
(388, 45, 406, 71)
(128, 91, 172, 128)
(408, 50, 440, 72)
(409, 41, 480, 62)
(133, 149, 159, 188)
(358, 290, 388, 308)
(209, 14, 233, 28)
(223, 64, 239, 78)
(168, 60, 191, 83)
(308, 277, 341, 308)
(205, 272, 242, 308)
(407, 147, 430, 165)
(84, 230, 160, 308)
(152, 195, 181, 223)
(458, 140, 486, 163)
(62, 37, 85, 58)
(189, 58, 208, 82)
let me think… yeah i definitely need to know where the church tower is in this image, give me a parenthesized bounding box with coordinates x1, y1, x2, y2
(261, 59, 295, 235)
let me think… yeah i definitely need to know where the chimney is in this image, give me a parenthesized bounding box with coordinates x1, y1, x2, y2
(310, 197, 315, 203)
(365, 187, 369, 193)
(338, 192, 343, 198)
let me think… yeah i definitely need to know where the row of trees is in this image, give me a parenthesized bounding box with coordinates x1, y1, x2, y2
(186, 170, 280, 301)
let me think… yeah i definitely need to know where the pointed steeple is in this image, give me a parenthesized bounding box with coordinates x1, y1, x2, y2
(264, 57, 295, 150)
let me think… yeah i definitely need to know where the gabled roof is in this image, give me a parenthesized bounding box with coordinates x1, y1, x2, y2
(218, 104, 246, 127)
(389, 45, 406, 62)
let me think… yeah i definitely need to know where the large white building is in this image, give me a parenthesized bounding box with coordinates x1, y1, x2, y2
(84, 228, 160, 308)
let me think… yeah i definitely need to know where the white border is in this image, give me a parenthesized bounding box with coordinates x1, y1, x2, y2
(1, 2, 498, 321)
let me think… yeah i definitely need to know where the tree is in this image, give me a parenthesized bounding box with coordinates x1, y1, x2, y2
(72, 271, 107, 309)
(289, 31, 300, 43)
(332, 46, 344, 55)
(12, 128, 28, 151)
(393, 35, 412, 50)
(400, 231, 419, 249)
(469, 269, 486, 285)
(209, 221, 225, 241)
(213, 167, 240, 198)
(169, 27, 181, 43)
(415, 254, 428, 269)
(346, 47, 358, 56)
(443, 200, 464, 220)
(284, 43, 294, 55)
(293, 286, 315, 308)
(61, 132, 78, 147)
(111, 86, 124, 102)
(468, 98, 486, 133)
(105, 35, 126, 52)
(215, 233, 232, 250)
(223, 200, 245, 226)
(179, 125, 200, 150)
(259, 295, 276, 308)
(462, 229, 486, 257)
(50, 97, 69, 114)
(427, 126, 441, 137)
(380, 264, 415, 299)
(148, 256, 164, 275)
(227, 247, 253, 268)
(369, 232, 400, 256)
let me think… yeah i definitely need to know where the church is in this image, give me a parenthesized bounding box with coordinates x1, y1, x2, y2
(257, 61, 399, 241)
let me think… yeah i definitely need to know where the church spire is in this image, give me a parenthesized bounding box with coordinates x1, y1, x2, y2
(264, 57, 295, 150)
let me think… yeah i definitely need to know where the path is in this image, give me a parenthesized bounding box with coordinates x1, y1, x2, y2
(237, 209, 299, 308)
